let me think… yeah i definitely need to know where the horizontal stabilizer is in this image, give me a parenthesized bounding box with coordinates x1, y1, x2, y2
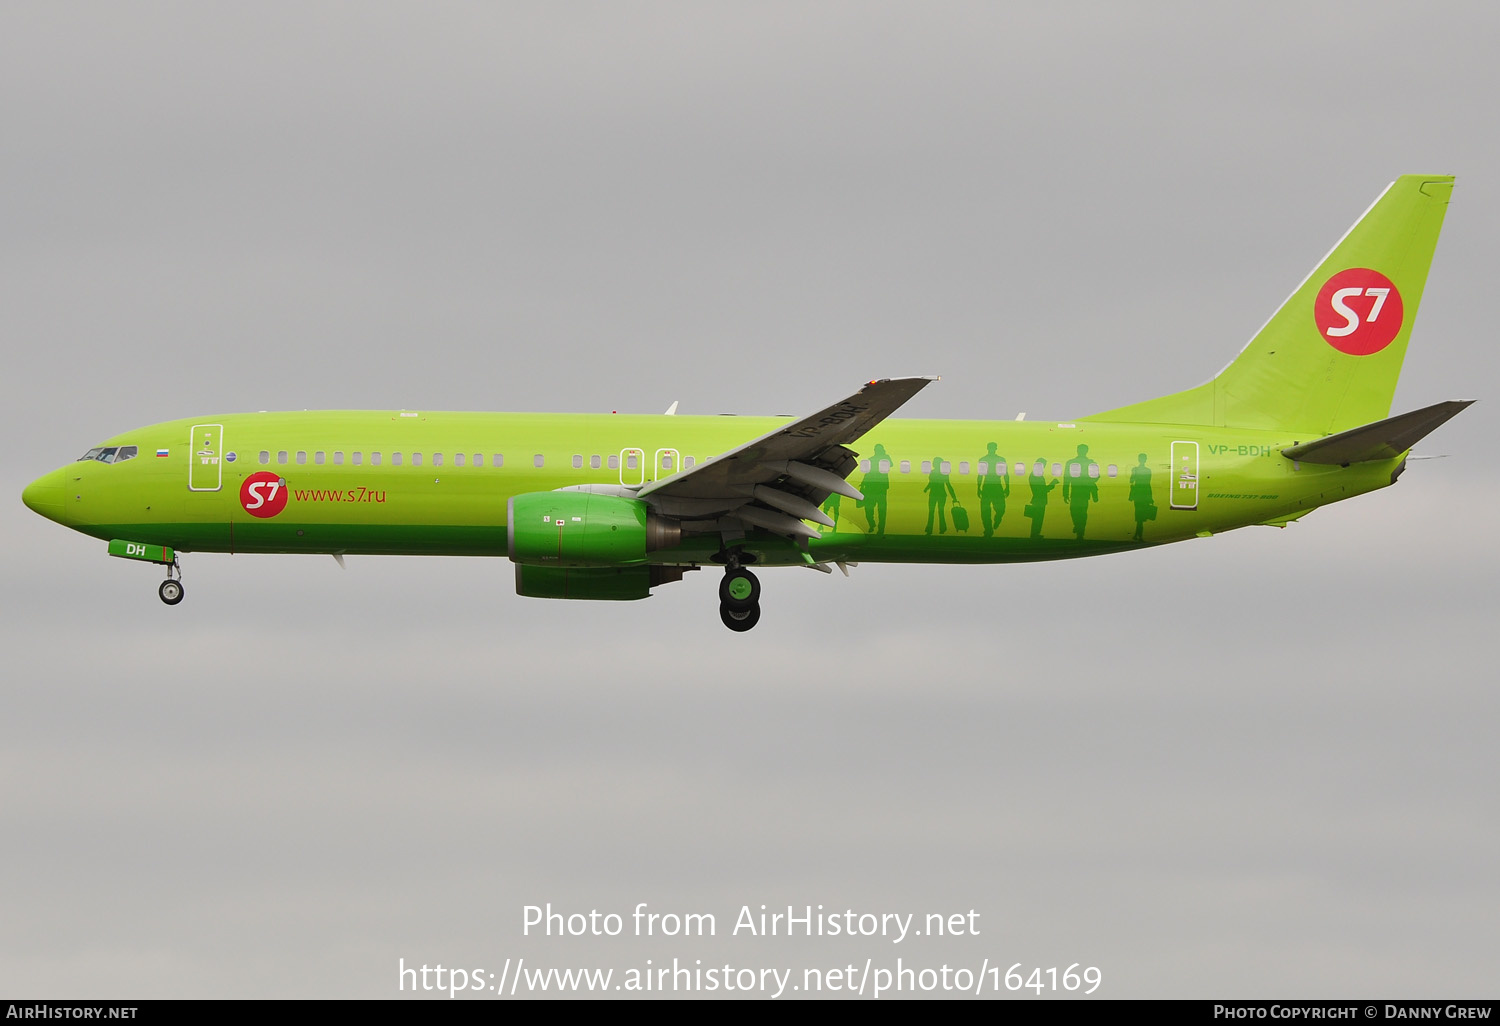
(1282, 400, 1473, 465)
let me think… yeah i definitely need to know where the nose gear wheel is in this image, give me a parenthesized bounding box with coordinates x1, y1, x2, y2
(157, 556, 184, 605)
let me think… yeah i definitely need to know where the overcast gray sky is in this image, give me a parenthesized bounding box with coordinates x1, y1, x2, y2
(2, 1, 1496, 999)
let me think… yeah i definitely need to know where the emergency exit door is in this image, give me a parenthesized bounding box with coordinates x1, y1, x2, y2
(654, 448, 680, 482)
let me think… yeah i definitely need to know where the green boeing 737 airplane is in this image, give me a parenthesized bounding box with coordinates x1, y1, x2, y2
(21, 175, 1472, 631)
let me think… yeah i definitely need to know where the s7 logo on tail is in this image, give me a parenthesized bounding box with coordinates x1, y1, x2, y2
(1315, 268, 1403, 355)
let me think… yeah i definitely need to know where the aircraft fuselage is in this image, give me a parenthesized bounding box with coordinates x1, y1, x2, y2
(23, 409, 1399, 566)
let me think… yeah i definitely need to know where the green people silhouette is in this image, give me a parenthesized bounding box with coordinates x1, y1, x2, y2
(1128, 452, 1157, 541)
(1061, 444, 1100, 540)
(1024, 458, 1057, 539)
(976, 442, 1010, 537)
(820, 490, 841, 532)
(859, 444, 893, 536)
(922, 457, 957, 535)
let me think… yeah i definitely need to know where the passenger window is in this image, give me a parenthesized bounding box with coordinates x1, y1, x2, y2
(315, 451, 325, 465)
(296, 451, 307, 465)
(684, 456, 695, 469)
(626, 453, 638, 470)
(941, 461, 951, 475)
(608, 455, 619, 469)
(278, 451, 288, 465)
(879, 460, 891, 473)
(352, 452, 363, 466)
(412, 452, 422, 466)
(590, 454, 601, 469)
(1088, 463, 1100, 478)
(662, 455, 673, 470)
(1069, 463, 1081, 478)
(572, 454, 583, 469)
(1051, 463, 1061, 477)
(392, 453, 403, 466)
(533, 454, 544, 468)
(921, 460, 932, 474)
(433, 453, 443, 467)
(473, 454, 484, 467)
(860, 459, 870, 473)
(333, 452, 344, 465)
(959, 461, 970, 475)
(899, 460, 910, 474)
(370, 452, 382, 466)
(454, 453, 464, 466)
(493, 454, 503, 468)
(1107, 464, 1118, 478)
(259, 451, 270, 465)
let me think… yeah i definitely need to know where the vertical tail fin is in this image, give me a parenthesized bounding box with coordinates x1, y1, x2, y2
(1092, 175, 1454, 433)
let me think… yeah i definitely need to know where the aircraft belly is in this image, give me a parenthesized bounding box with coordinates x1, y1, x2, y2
(222, 521, 507, 556)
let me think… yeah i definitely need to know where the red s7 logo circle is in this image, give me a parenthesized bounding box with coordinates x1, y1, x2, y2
(239, 471, 289, 518)
(1314, 268, 1403, 356)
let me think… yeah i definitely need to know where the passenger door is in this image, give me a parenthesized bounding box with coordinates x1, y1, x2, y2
(188, 424, 224, 492)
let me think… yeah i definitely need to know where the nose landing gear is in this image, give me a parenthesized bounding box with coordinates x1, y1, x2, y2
(158, 558, 184, 606)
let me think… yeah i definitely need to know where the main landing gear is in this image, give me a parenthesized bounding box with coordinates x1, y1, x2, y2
(717, 563, 761, 633)
(158, 559, 184, 606)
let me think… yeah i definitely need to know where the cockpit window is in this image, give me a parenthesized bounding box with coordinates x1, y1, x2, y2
(76, 444, 138, 464)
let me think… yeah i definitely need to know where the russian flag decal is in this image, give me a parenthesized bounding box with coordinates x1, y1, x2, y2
(156, 448, 170, 458)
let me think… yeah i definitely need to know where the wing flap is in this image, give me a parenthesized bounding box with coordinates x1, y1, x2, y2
(638, 377, 936, 538)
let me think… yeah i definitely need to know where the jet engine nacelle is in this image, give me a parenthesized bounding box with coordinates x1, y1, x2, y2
(506, 491, 681, 567)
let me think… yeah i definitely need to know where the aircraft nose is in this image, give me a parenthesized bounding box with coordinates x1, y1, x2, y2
(22, 468, 66, 524)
